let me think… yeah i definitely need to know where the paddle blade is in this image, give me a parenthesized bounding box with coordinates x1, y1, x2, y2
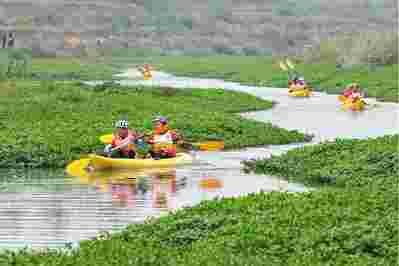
(196, 141, 225, 151)
(100, 134, 113, 144)
(279, 61, 288, 71)
(180, 141, 224, 151)
(286, 59, 295, 69)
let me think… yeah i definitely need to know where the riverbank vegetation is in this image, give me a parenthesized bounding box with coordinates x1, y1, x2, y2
(0, 80, 305, 168)
(157, 55, 398, 102)
(2, 32, 397, 103)
(28, 52, 399, 103)
(1, 135, 397, 265)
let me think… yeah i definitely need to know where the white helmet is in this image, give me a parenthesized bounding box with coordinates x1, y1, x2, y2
(115, 120, 128, 129)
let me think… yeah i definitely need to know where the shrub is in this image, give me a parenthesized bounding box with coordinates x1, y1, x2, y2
(0, 48, 32, 79)
(303, 31, 398, 66)
(180, 17, 194, 30)
(212, 45, 237, 55)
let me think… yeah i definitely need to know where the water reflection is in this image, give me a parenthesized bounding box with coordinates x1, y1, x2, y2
(67, 161, 183, 211)
(0, 159, 298, 250)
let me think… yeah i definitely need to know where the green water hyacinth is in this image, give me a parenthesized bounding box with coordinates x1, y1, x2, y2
(0, 81, 305, 168)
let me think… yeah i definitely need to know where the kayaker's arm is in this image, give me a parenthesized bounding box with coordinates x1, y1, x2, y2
(109, 136, 135, 153)
(171, 130, 184, 144)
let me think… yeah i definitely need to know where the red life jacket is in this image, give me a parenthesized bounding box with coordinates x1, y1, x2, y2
(343, 88, 354, 98)
(112, 131, 136, 156)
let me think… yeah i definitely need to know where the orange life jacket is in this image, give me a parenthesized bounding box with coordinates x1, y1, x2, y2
(148, 129, 178, 157)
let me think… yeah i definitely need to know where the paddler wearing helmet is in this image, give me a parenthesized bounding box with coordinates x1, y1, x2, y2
(103, 119, 138, 158)
(147, 116, 182, 159)
(290, 76, 307, 91)
(296, 77, 306, 86)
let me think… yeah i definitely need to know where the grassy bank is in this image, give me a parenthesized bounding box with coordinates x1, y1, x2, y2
(16, 55, 399, 103)
(156, 56, 398, 102)
(0, 80, 305, 168)
(2, 135, 397, 265)
(30, 58, 117, 80)
(243, 135, 398, 188)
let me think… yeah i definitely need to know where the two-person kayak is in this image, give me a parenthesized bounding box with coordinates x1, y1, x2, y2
(87, 153, 193, 170)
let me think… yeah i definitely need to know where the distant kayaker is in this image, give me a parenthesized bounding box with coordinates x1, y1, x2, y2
(289, 76, 307, 92)
(343, 83, 357, 98)
(147, 116, 182, 159)
(349, 90, 362, 103)
(138, 64, 152, 80)
(342, 83, 362, 102)
(103, 120, 138, 158)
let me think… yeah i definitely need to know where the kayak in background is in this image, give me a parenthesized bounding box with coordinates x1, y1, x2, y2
(288, 88, 312, 97)
(342, 98, 366, 111)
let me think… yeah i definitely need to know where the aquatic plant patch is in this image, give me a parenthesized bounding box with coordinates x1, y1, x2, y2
(0, 81, 305, 168)
(243, 135, 399, 188)
(0, 135, 396, 265)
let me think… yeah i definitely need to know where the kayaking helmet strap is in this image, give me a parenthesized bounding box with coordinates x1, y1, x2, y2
(116, 120, 129, 129)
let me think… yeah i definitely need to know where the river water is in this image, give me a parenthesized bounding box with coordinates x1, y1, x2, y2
(0, 71, 397, 250)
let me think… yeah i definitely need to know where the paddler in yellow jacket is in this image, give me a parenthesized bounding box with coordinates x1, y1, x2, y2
(138, 64, 152, 80)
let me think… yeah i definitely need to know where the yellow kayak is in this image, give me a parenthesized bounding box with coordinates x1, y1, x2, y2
(66, 158, 178, 192)
(342, 99, 366, 111)
(143, 72, 152, 80)
(338, 95, 347, 102)
(88, 153, 193, 170)
(288, 88, 312, 97)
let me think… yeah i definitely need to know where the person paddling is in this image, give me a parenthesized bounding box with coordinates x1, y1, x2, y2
(147, 116, 182, 159)
(289, 76, 307, 92)
(342, 83, 363, 103)
(103, 120, 138, 158)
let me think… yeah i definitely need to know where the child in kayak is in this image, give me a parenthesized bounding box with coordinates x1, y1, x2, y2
(342, 83, 362, 102)
(147, 116, 182, 159)
(103, 120, 138, 158)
